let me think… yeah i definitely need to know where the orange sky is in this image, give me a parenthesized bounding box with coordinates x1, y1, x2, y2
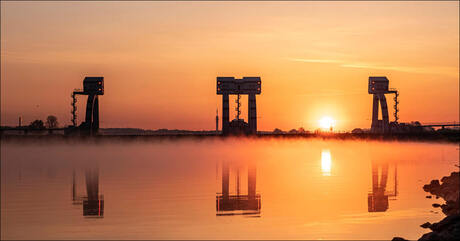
(1, 1, 458, 131)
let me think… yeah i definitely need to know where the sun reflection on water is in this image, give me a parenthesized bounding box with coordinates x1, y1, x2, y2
(321, 149, 332, 176)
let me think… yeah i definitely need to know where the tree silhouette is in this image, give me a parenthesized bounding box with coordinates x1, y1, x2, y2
(29, 120, 45, 129)
(288, 129, 298, 134)
(46, 115, 58, 128)
(273, 128, 284, 134)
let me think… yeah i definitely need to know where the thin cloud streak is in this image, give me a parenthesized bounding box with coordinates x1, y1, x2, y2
(287, 58, 342, 64)
(341, 63, 419, 73)
(297, 91, 366, 97)
(289, 58, 458, 77)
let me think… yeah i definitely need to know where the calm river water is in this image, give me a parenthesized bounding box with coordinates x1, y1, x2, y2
(1, 138, 458, 239)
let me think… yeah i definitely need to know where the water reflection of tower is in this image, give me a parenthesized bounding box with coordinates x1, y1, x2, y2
(368, 162, 398, 212)
(72, 167, 104, 217)
(216, 161, 261, 216)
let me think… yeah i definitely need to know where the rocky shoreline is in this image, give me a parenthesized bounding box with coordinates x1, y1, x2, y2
(393, 172, 460, 241)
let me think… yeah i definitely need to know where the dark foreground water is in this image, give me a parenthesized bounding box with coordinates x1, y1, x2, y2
(1, 138, 458, 239)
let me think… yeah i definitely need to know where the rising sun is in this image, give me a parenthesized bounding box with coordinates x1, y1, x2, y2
(319, 116, 335, 130)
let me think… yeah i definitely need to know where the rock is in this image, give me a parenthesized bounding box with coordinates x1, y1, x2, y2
(423, 180, 440, 192)
(421, 222, 432, 228)
(428, 214, 460, 232)
(418, 222, 460, 241)
(433, 203, 441, 208)
(418, 231, 440, 241)
(441, 172, 459, 186)
(445, 192, 459, 203)
(441, 202, 459, 216)
(392, 237, 409, 241)
(426, 195, 432, 198)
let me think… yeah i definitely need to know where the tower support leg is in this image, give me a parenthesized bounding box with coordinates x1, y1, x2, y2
(371, 94, 379, 133)
(248, 94, 257, 134)
(82, 94, 100, 136)
(71, 93, 77, 126)
(85, 95, 94, 126)
(222, 94, 229, 135)
(379, 94, 390, 133)
(82, 94, 96, 135)
(93, 96, 99, 134)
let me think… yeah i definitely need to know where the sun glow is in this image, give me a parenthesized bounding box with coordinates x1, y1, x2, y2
(319, 116, 335, 130)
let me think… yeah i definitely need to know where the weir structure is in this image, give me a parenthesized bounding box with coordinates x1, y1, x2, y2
(69, 77, 104, 136)
(368, 76, 399, 133)
(216, 161, 261, 216)
(217, 77, 261, 135)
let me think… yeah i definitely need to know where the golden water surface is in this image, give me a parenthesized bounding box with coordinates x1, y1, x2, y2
(1, 138, 458, 239)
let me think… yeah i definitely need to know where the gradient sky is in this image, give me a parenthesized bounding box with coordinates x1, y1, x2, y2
(1, 1, 458, 131)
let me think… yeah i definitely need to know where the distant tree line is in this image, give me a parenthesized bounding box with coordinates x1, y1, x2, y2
(272, 127, 309, 134)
